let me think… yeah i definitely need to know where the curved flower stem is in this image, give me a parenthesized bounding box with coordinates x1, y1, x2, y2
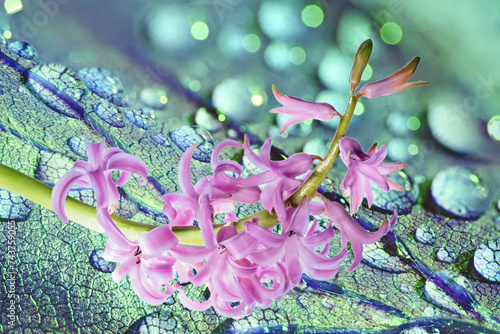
(233, 94, 358, 232)
(0, 163, 215, 244)
(0, 96, 357, 244)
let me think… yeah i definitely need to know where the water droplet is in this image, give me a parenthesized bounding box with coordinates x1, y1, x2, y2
(79, 68, 128, 107)
(399, 284, 411, 294)
(194, 108, 222, 132)
(424, 271, 471, 315)
(133, 310, 178, 333)
(427, 92, 490, 157)
(93, 99, 125, 128)
(415, 225, 435, 245)
(436, 247, 457, 264)
(27, 64, 86, 118)
(371, 171, 419, 215)
(474, 238, 500, 282)
(67, 136, 90, 158)
(151, 132, 171, 148)
(0, 190, 31, 221)
(431, 166, 490, 219)
(401, 327, 433, 334)
(7, 41, 38, 63)
(170, 125, 215, 163)
(89, 249, 117, 273)
(139, 87, 167, 110)
(362, 241, 410, 273)
(36, 150, 76, 186)
(124, 109, 151, 130)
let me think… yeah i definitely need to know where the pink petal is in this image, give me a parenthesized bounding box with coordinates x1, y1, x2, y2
(216, 225, 238, 244)
(339, 137, 368, 161)
(105, 173, 120, 211)
(191, 252, 217, 286)
(356, 57, 429, 99)
(276, 114, 311, 135)
(129, 267, 167, 305)
(243, 135, 271, 170)
(178, 144, 199, 198)
(386, 177, 405, 191)
(357, 163, 389, 191)
(228, 257, 258, 278)
(211, 139, 243, 169)
(97, 209, 135, 249)
(198, 195, 217, 249)
(376, 162, 406, 175)
(177, 287, 212, 311)
(170, 244, 213, 263)
(271, 153, 315, 178)
(106, 153, 148, 186)
(228, 186, 262, 204)
(87, 169, 109, 210)
(51, 169, 85, 223)
(302, 266, 340, 281)
(238, 170, 276, 187)
(141, 257, 175, 278)
(249, 245, 285, 266)
(297, 243, 347, 270)
(271, 85, 339, 121)
(285, 238, 302, 285)
(111, 256, 137, 283)
(137, 224, 179, 260)
(86, 140, 106, 167)
(222, 229, 259, 260)
(301, 225, 335, 248)
(114, 171, 131, 186)
(244, 221, 287, 247)
(285, 197, 310, 236)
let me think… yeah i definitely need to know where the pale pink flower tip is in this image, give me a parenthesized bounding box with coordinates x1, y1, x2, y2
(356, 56, 429, 99)
(270, 85, 341, 135)
(339, 137, 406, 215)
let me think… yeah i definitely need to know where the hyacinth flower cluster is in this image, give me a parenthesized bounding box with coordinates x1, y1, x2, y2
(47, 39, 427, 318)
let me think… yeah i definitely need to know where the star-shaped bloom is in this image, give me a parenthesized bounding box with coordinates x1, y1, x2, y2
(52, 140, 148, 223)
(162, 141, 260, 248)
(98, 209, 179, 305)
(171, 225, 289, 318)
(244, 198, 347, 285)
(339, 137, 406, 214)
(321, 197, 397, 272)
(356, 57, 429, 99)
(270, 85, 341, 135)
(240, 135, 318, 222)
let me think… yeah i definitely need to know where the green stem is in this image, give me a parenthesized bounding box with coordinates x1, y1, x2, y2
(0, 96, 357, 244)
(233, 94, 358, 232)
(0, 163, 213, 244)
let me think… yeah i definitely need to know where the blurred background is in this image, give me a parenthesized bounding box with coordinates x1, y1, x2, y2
(1, 0, 500, 331)
(1, 0, 499, 171)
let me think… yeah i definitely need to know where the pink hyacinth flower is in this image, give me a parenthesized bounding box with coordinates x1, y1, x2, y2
(171, 225, 289, 318)
(270, 85, 341, 135)
(98, 209, 180, 305)
(245, 198, 347, 285)
(51, 140, 148, 223)
(339, 137, 406, 215)
(162, 142, 260, 248)
(240, 134, 318, 222)
(321, 197, 397, 272)
(356, 57, 429, 99)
